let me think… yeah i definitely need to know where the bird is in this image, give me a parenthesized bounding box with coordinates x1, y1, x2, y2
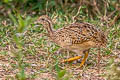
(35, 15, 107, 67)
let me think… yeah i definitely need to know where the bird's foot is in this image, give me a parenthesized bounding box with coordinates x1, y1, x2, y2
(78, 52, 89, 68)
(61, 56, 82, 63)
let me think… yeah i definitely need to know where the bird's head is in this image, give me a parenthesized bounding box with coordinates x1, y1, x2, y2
(34, 15, 53, 34)
(35, 15, 52, 28)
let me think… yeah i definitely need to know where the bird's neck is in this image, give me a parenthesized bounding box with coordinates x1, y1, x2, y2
(43, 19, 53, 35)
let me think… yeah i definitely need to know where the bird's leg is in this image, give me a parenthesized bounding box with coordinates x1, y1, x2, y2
(61, 56, 82, 63)
(56, 48, 82, 63)
(61, 50, 82, 63)
(79, 49, 89, 67)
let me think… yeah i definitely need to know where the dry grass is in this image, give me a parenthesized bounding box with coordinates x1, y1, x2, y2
(0, 11, 120, 80)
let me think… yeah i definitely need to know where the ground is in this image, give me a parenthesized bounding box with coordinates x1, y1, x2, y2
(0, 2, 120, 78)
(0, 20, 120, 79)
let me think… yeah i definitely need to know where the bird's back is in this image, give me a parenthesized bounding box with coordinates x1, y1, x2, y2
(50, 22, 107, 51)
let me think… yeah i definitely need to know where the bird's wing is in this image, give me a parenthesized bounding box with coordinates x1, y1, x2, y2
(51, 22, 100, 47)
(63, 22, 99, 44)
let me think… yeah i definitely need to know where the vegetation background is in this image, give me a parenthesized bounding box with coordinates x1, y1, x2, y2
(0, 0, 120, 80)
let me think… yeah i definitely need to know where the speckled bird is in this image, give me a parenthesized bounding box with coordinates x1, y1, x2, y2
(35, 15, 107, 67)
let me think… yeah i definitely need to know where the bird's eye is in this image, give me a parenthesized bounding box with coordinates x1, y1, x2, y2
(41, 18, 45, 20)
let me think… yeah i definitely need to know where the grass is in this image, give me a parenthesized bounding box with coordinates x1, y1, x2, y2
(0, 10, 120, 80)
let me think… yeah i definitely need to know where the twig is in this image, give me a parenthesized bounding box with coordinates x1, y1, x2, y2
(72, 6, 81, 23)
(97, 47, 101, 73)
(93, 0, 101, 16)
(45, 0, 49, 14)
(109, 13, 120, 26)
(108, 10, 117, 18)
(82, 0, 94, 6)
(103, 0, 108, 17)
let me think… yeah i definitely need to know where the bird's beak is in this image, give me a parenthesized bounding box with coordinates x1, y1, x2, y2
(34, 19, 40, 27)
(34, 20, 39, 24)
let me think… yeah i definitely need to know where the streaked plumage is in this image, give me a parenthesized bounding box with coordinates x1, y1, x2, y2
(35, 15, 107, 67)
